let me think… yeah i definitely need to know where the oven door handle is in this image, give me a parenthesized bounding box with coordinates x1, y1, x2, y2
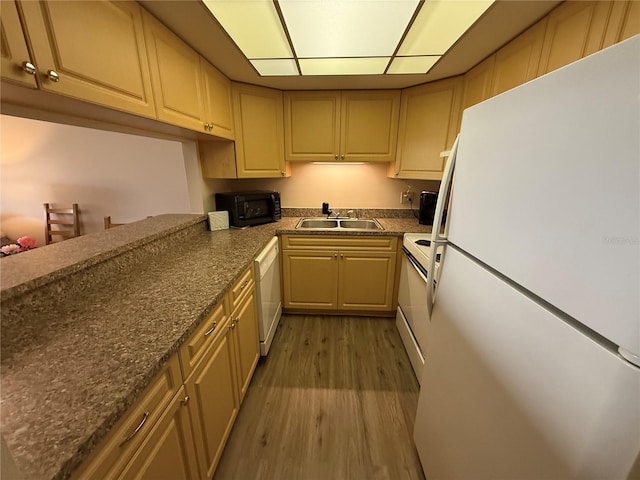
(402, 247, 429, 283)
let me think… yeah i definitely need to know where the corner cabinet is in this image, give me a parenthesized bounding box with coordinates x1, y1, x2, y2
(390, 76, 463, 180)
(17, 0, 156, 117)
(199, 82, 288, 178)
(284, 90, 401, 162)
(281, 235, 399, 313)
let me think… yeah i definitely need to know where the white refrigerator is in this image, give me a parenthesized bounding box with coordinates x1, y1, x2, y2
(414, 35, 640, 479)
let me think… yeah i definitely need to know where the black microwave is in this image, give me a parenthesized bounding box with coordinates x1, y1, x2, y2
(215, 191, 281, 227)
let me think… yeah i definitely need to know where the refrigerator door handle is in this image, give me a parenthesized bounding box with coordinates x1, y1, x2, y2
(427, 135, 459, 316)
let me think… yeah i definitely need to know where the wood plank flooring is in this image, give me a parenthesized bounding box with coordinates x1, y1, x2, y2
(213, 314, 425, 480)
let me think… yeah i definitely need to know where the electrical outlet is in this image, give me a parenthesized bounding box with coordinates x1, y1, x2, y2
(400, 191, 414, 204)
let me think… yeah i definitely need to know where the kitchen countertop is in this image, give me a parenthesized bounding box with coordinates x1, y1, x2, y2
(0, 214, 431, 480)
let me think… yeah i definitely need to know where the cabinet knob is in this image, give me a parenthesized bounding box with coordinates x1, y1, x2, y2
(204, 123, 213, 131)
(281, 170, 285, 176)
(21, 61, 36, 75)
(235, 316, 240, 324)
(181, 395, 190, 406)
(229, 322, 236, 330)
(46, 70, 60, 82)
(334, 155, 338, 160)
(340, 154, 345, 160)
(334, 253, 337, 258)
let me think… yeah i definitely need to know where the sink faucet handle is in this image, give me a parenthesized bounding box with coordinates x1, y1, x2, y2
(347, 210, 357, 219)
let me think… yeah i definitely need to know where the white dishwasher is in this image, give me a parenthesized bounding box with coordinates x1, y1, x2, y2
(254, 237, 282, 356)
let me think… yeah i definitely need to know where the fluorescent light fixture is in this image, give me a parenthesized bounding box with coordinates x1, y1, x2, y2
(250, 59, 299, 76)
(278, 0, 419, 58)
(311, 162, 365, 165)
(398, 1, 495, 56)
(388, 56, 441, 74)
(202, 0, 292, 58)
(300, 57, 389, 76)
(203, 0, 494, 77)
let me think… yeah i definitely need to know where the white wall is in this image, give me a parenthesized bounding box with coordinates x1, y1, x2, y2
(203, 162, 439, 210)
(0, 115, 197, 247)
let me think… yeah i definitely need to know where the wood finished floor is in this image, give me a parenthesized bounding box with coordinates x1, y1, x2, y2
(213, 314, 425, 480)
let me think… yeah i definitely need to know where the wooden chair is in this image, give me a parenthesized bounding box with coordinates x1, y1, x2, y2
(103, 216, 125, 229)
(44, 203, 80, 245)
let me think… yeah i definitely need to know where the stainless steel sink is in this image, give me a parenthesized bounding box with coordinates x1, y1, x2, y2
(295, 217, 384, 231)
(296, 218, 339, 229)
(338, 219, 384, 230)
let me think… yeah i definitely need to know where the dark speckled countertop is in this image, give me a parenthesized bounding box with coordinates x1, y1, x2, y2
(0, 214, 431, 480)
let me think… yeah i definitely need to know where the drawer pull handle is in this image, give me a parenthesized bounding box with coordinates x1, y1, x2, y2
(204, 321, 218, 337)
(119, 411, 149, 447)
(240, 280, 249, 290)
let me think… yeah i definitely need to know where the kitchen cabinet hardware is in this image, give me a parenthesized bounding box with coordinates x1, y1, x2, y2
(240, 280, 249, 290)
(204, 321, 218, 337)
(180, 395, 190, 406)
(21, 62, 37, 75)
(229, 322, 236, 330)
(119, 411, 149, 447)
(46, 69, 60, 82)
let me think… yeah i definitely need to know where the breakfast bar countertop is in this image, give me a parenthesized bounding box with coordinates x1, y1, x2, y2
(0, 214, 431, 480)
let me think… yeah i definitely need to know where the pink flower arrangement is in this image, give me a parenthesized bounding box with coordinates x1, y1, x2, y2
(1, 236, 37, 257)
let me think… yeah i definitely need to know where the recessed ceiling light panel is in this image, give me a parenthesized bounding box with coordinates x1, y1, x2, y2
(388, 56, 441, 74)
(399, 0, 495, 56)
(279, 0, 419, 58)
(250, 59, 299, 76)
(299, 57, 390, 76)
(203, 0, 293, 58)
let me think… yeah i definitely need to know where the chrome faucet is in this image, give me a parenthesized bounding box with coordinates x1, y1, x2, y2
(346, 210, 358, 219)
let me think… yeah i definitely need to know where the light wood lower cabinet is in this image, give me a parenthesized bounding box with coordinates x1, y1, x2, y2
(118, 386, 199, 480)
(184, 314, 238, 480)
(74, 268, 260, 480)
(282, 235, 398, 313)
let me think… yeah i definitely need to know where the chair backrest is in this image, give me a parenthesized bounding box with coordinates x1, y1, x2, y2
(44, 203, 80, 245)
(103, 216, 125, 230)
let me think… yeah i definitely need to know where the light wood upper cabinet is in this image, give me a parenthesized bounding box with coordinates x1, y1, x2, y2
(537, 2, 611, 76)
(491, 20, 546, 96)
(19, 0, 155, 117)
(1, 0, 37, 87)
(619, 1, 640, 41)
(340, 90, 401, 162)
(232, 82, 287, 178)
(142, 9, 206, 131)
(461, 55, 495, 111)
(201, 59, 234, 140)
(284, 91, 341, 161)
(391, 76, 463, 180)
(284, 90, 400, 162)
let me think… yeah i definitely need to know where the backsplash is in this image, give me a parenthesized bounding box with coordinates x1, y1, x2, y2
(282, 208, 417, 218)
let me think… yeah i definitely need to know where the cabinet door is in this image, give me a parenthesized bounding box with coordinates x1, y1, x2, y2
(392, 76, 462, 180)
(537, 2, 605, 76)
(201, 58, 234, 140)
(231, 291, 259, 403)
(232, 82, 286, 178)
(491, 20, 546, 96)
(619, 1, 640, 41)
(185, 319, 238, 480)
(462, 55, 495, 110)
(338, 251, 396, 311)
(1, 0, 37, 87)
(118, 386, 199, 480)
(142, 9, 206, 131)
(282, 250, 338, 310)
(19, 1, 155, 117)
(340, 90, 400, 162)
(284, 91, 341, 161)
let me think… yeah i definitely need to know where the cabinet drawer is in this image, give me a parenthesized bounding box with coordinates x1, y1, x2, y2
(281, 235, 398, 252)
(229, 266, 254, 310)
(72, 355, 182, 480)
(179, 300, 229, 380)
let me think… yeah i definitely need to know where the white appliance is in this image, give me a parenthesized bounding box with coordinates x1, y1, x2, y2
(414, 36, 640, 479)
(396, 234, 441, 383)
(254, 237, 282, 356)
